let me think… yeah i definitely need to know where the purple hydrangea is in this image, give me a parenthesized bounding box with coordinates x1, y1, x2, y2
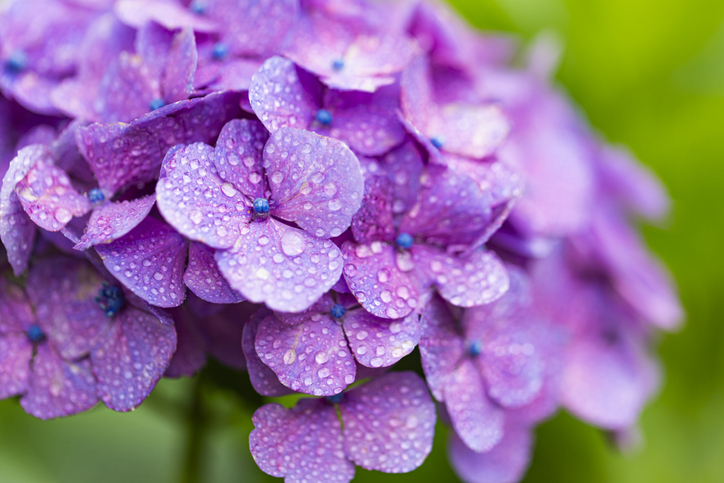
(0, 1, 682, 482)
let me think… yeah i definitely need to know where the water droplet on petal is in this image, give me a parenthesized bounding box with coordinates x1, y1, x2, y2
(281, 230, 306, 256)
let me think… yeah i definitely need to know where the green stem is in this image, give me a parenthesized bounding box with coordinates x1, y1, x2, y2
(181, 376, 205, 483)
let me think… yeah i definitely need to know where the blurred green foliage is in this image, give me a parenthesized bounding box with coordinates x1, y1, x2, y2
(2, 0, 723, 482)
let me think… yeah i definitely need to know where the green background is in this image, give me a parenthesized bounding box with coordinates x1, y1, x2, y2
(1, 0, 723, 481)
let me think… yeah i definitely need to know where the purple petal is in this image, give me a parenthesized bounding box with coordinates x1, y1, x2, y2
(418, 294, 465, 401)
(184, 242, 244, 304)
(400, 165, 492, 249)
(248, 56, 320, 134)
(157, 142, 250, 249)
(213, 119, 270, 200)
(0, 145, 48, 275)
(266, 127, 364, 239)
(342, 309, 420, 368)
(162, 27, 197, 103)
(95, 52, 158, 123)
(165, 306, 207, 378)
(194, 58, 262, 92)
(413, 245, 509, 308)
(135, 21, 174, 82)
(26, 258, 110, 360)
(0, 334, 32, 399)
(273, 293, 334, 326)
(562, 333, 658, 430)
(448, 424, 533, 483)
(322, 84, 405, 156)
(350, 176, 395, 245)
(202, 303, 253, 370)
(74, 195, 156, 250)
(250, 399, 355, 483)
(444, 359, 504, 453)
(20, 344, 98, 419)
(92, 306, 176, 412)
(341, 241, 418, 319)
(379, 140, 426, 215)
(255, 313, 355, 396)
(209, 0, 298, 57)
(76, 91, 243, 196)
(400, 55, 435, 135)
(114, 0, 217, 32)
(96, 217, 188, 308)
(340, 371, 436, 473)
(216, 218, 343, 312)
(15, 159, 90, 232)
(242, 309, 293, 396)
(429, 104, 510, 160)
(0, 277, 35, 333)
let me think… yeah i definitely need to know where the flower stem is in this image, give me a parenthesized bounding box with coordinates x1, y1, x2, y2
(181, 376, 205, 483)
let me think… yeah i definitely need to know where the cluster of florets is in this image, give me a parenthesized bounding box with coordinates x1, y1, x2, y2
(0, 0, 682, 482)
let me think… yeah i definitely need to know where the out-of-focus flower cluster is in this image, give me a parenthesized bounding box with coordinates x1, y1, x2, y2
(0, 0, 682, 481)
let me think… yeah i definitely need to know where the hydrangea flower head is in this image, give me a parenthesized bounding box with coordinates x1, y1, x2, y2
(0, 1, 682, 482)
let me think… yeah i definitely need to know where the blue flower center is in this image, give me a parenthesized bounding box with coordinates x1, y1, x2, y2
(430, 136, 445, 149)
(26, 324, 44, 343)
(253, 198, 270, 214)
(88, 188, 105, 204)
(467, 339, 483, 357)
(395, 232, 414, 249)
(325, 393, 344, 404)
(95, 284, 125, 318)
(149, 98, 165, 111)
(5, 50, 27, 73)
(315, 109, 333, 126)
(212, 42, 229, 60)
(332, 58, 344, 71)
(330, 304, 346, 319)
(189, 0, 206, 14)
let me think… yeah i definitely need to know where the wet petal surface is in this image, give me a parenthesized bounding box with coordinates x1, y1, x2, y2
(340, 371, 436, 473)
(242, 310, 293, 397)
(213, 119, 269, 200)
(256, 313, 355, 396)
(184, 242, 244, 304)
(74, 195, 156, 250)
(342, 309, 420, 368)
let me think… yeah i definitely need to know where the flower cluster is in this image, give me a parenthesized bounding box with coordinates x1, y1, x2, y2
(0, 0, 682, 482)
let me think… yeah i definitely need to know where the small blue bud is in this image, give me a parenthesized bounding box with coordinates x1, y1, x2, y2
(395, 232, 414, 249)
(315, 109, 333, 126)
(468, 339, 483, 357)
(253, 197, 270, 214)
(149, 98, 165, 111)
(5, 51, 28, 73)
(430, 136, 444, 149)
(212, 42, 229, 61)
(189, 0, 206, 14)
(95, 284, 126, 318)
(332, 58, 344, 71)
(88, 188, 105, 204)
(330, 304, 346, 319)
(325, 393, 344, 404)
(27, 325, 44, 343)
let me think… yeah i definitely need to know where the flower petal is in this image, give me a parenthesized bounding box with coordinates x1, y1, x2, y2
(92, 306, 176, 412)
(418, 294, 465, 401)
(250, 399, 355, 483)
(15, 159, 90, 232)
(216, 218, 343, 312)
(266, 128, 363, 239)
(74, 195, 156, 250)
(157, 142, 250, 250)
(448, 423, 533, 483)
(114, 0, 217, 32)
(350, 176, 395, 245)
(342, 309, 420, 368)
(340, 371, 436, 473)
(255, 313, 355, 396)
(21, 344, 98, 419)
(184, 242, 244, 304)
(213, 119, 270, 200)
(0, 333, 33, 399)
(248, 56, 320, 134)
(76, 91, 243, 196)
(444, 359, 504, 453)
(242, 309, 293, 397)
(96, 217, 188, 308)
(0, 145, 48, 275)
(341, 241, 418, 319)
(161, 27, 197, 104)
